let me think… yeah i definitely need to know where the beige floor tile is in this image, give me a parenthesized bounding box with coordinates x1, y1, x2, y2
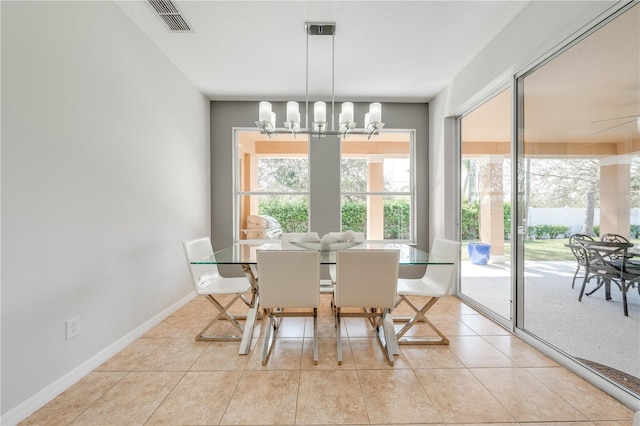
(415, 368, 516, 423)
(428, 295, 477, 315)
(95, 338, 165, 372)
(393, 315, 477, 340)
(145, 371, 242, 425)
(395, 323, 441, 340)
(308, 313, 347, 338)
(447, 336, 517, 368)
(245, 337, 303, 369)
(171, 296, 208, 317)
(20, 372, 126, 426)
(343, 317, 380, 338)
(514, 423, 596, 426)
(349, 338, 411, 369)
(527, 367, 636, 421)
(400, 344, 465, 369)
(143, 315, 208, 339)
(443, 423, 518, 426)
(393, 296, 473, 319)
(202, 316, 248, 338)
(301, 337, 356, 369)
(471, 367, 588, 422)
(359, 369, 442, 424)
(459, 313, 512, 335)
(273, 316, 307, 337)
(296, 370, 369, 424)
(22, 294, 637, 426)
(190, 340, 250, 371)
(220, 370, 299, 425)
(428, 314, 479, 336)
(134, 338, 207, 371)
(70, 371, 183, 425)
(483, 335, 559, 367)
(374, 424, 444, 426)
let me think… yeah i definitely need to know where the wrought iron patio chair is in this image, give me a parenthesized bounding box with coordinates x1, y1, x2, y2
(568, 233, 595, 289)
(575, 238, 635, 316)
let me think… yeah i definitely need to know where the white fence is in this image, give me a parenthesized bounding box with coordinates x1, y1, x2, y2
(527, 207, 640, 234)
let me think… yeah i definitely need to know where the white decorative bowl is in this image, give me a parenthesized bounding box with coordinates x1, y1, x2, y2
(291, 241, 361, 252)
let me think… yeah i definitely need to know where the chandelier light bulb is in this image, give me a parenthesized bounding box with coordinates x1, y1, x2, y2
(259, 101, 272, 122)
(314, 101, 326, 123)
(341, 102, 354, 123)
(369, 102, 382, 123)
(286, 101, 300, 123)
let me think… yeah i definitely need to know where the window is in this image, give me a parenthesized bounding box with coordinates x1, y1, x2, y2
(234, 130, 309, 240)
(234, 128, 416, 243)
(340, 131, 415, 241)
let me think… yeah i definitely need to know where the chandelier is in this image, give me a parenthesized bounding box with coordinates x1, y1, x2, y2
(256, 22, 385, 139)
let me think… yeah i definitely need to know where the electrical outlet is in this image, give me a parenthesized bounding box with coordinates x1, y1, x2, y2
(66, 317, 80, 340)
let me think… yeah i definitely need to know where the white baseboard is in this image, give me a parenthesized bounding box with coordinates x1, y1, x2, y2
(0, 292, 196, 426)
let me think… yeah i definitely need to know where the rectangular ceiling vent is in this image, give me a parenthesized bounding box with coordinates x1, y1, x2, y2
(148, 0, 192, 32)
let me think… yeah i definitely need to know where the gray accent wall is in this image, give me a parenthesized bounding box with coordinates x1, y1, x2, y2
(210, 101, 430, 252)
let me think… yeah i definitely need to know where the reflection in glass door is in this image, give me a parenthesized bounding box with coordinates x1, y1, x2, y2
(459, 88, 512, 321)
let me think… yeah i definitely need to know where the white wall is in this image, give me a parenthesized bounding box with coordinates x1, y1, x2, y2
(429, 1, 619, 241)
(1, 1, 210, 421)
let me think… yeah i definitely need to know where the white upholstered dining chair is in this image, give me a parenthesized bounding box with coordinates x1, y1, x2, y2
(182, 237, 252, 341)
(333, 249, 400, 365)
(328, 232, 365, 284)
(257, 249, 321, 365)
(394, 237, 461, 345)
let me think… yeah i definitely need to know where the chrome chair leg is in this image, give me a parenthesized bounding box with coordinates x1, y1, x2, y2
(312, 308, 318, 364)
(394, 296, 449, 345)
(336, 307, 343, 365)
(261, 310, 279, 366)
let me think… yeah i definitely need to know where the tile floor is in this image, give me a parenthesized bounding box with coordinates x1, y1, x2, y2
(20, 294, 636, 425)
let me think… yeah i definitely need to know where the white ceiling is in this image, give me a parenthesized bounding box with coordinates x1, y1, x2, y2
(116, 0, 529, 102)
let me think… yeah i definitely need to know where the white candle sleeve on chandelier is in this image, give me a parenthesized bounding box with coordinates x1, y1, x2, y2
(364, 112, 370, 128)
(369, 102, 382, 123)
(259, 101, 272, 122)
(313, 101, 327, 123)
(314, 101, 326, 122)
(341, 102, 354, 123)
(286, 101, 299, 122)
(271, 112, 276, 128)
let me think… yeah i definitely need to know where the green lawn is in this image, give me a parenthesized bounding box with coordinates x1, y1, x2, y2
(462, 238, 640, 262)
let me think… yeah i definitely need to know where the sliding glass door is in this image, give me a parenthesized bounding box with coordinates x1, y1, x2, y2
(459, 88, 512, 322)
(515, 4, 639, 397)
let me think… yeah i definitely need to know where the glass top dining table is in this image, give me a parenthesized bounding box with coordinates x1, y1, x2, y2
(194, 241, 453, 265)
(195, 240, 453, 355)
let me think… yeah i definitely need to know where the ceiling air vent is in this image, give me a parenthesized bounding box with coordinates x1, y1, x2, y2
(148, 0, 192, 32)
